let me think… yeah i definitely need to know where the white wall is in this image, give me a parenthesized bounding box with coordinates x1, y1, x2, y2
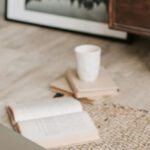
(0, 0, 5, 15)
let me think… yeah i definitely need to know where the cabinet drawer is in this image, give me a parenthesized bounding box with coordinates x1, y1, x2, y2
(109, 0, 150, 36)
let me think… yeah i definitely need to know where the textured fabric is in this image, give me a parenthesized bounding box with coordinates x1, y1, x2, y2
(60, 100, 150, 150)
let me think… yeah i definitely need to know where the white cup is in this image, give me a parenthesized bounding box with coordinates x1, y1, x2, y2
(75, 44, 101, 82)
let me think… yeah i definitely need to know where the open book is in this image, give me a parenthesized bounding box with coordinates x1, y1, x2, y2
(6, 98, 99, 149)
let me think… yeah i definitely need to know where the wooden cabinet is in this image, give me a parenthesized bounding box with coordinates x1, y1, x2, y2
(109, 0, 150, 36)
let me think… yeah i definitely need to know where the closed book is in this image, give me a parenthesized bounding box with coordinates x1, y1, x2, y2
(66, 67, 119, 98)
(50, 76, 97, 105)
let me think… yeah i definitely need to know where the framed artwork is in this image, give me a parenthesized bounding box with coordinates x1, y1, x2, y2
(6, 0, 128, 40)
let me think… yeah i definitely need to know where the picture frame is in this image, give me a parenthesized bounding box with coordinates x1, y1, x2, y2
(5, 0, 128, 40)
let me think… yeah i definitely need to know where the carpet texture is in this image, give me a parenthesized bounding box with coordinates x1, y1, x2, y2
(60, 100, 150, 150)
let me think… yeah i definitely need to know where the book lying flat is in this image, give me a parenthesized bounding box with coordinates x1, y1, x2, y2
(50, 76, 97, 105)
(50, 76, 74, 97)
(6, 98, 99, 149)
(66, 67, 119, 98)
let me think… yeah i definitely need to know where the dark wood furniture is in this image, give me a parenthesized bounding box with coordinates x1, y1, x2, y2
(109, 0, 150, 36)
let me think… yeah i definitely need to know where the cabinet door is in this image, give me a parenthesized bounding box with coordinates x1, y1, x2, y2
(109, 0, 150, 36)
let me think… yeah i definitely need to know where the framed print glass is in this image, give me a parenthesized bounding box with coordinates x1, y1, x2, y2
(6, 0, 128, 40)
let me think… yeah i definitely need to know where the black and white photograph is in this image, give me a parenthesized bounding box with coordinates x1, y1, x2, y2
(25, 0, 108, 23)
(6, 0, 127, 39)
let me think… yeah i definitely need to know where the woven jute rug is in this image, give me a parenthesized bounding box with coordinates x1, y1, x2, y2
(60, 100, 150, 150)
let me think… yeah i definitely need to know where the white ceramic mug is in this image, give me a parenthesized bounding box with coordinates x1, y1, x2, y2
(75, 44, 101, 82)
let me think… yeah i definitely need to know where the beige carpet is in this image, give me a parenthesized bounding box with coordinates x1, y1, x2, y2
(60, 100, 150, 150)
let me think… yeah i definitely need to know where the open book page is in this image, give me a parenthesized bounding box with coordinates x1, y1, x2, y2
(7, 97, 83, 123)
(18, 112, 99, 149)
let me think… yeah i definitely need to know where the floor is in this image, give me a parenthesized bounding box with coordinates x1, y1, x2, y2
(0, 17, 150, 128)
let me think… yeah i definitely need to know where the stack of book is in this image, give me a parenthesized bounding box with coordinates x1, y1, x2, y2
(50, 66, 119, 105)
